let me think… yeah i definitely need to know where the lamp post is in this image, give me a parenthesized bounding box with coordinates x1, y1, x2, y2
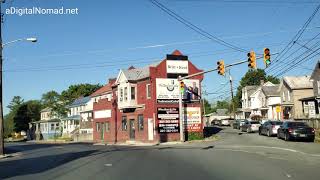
(0, 6, 37, 155)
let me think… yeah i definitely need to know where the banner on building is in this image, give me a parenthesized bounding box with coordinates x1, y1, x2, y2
(156, 78, 200, 103)
(166, 60, 188, 74)
(183, 107, 202, 132)
(157, 107, 179, 133)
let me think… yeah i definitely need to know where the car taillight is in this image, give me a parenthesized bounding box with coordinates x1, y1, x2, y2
(288, 128, 293, 133)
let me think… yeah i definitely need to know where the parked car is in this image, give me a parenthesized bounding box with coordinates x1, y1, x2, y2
(277, 121, 315, 142)
(233, 119, 246, 129)
(241, 120, 261, 133)
(259, 120, 283, 137)
(221, 119, 230, 126)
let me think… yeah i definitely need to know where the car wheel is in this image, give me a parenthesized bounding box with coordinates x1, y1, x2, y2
(284, 133, 290, 141)
(277, 132, 281, 139)
(267, 130, 271, 137)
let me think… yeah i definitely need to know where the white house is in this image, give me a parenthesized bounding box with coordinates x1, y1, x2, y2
(29, 107, 61, 140)
(261, 85, 281, 120)
(62, 96, 91, 137)
(240, 85, 259, 119)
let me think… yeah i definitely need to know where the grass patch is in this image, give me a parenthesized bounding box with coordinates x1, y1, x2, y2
(315, 129, 320, 143)
(187, 132, 204, 141)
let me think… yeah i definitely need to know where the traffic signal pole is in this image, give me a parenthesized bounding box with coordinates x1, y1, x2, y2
(177, 58, 254, 142)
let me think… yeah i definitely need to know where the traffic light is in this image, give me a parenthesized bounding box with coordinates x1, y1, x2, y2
(180, 81, 185, 93)
(264, 48, 271, 67)
(217, 60, 225, 76)
(248, 51, 256, 69)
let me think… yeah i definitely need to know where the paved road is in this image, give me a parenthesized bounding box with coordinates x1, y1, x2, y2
(1, 127, 320, 180)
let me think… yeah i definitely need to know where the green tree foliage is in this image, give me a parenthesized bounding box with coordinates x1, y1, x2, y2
(203, 99, 214, 114)
(13, 100, 42, 132)
(4, 114, 14, 138)
(7, 96, 24, 111)
(41, 91, 67, 117)
(234, 69, 280, 108)
(60, 83, 102, 105)
(4, 96, 24, 136)
(212, 100, 231, 113)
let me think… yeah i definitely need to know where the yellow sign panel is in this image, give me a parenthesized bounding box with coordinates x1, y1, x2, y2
(276, 106, 281, 113)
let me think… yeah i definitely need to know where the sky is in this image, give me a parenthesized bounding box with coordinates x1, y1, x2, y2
(2, 0, 320, 114)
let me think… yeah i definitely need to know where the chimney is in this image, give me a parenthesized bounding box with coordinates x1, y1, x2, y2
(108, 78, 116, 85)
(128, 66, 135, 70)
(260, 79, 265, 86)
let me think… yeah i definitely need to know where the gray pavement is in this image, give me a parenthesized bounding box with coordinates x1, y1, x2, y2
(1, 126, 320, 180)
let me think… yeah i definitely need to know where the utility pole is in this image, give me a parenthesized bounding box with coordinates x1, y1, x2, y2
(0, 0, 4, 156)
(178, 76, 184, 142)
(228, 69, 236, 121)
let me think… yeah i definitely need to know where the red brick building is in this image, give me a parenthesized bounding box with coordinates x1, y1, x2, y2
(92, 50, 204, 143)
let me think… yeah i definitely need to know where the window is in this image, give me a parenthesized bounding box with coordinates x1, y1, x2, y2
(50, 124, 55, 131)
(287, 91, 291, 101)
(96, 122, 101, 132)
(146, 84, 151, 99)
(124, 87, 128, 101)
(282, 92, 286, 101)
(122, 116, 127, 131)
(105, 122, 110, 132)
(138, 115, 144, 131)
(131, 86, 136, 100)
(56, 123, 59, 130)
(120, 88, 123, 101)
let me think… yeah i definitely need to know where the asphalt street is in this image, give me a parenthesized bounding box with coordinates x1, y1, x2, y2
(1, 126, 320, 180)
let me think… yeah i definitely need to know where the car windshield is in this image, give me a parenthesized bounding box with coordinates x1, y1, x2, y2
(250, 121, 260, 124)
(270, 121, 283, 125)
(288, 122, 308, 127)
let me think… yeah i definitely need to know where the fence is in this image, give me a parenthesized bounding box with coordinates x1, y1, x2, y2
(299, 119, 320, 129)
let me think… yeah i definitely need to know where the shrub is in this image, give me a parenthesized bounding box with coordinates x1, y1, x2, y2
(187, 132, 204, 141)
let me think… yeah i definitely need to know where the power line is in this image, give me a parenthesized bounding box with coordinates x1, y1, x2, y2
(267, 3, 320, 71)
(267, 31, 320, 74)
(149, 0, 247, 52)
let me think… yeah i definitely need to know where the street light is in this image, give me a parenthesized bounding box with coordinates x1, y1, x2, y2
(0, 37, 37, 156)
(2, 37, 37, 47)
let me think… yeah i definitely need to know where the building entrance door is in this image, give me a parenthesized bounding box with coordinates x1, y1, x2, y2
(129, 119, 135, 140)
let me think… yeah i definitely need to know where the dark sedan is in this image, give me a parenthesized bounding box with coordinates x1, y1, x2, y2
(277, 121, 315, 142)
(259, 120, 283, 137)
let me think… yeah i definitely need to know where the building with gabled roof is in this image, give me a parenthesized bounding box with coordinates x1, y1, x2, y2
(279, 75, 314, 119)
(92, 50, 204, 144)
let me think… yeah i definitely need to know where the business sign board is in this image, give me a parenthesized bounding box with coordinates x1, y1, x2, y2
(156, 78, 200, 103)
(157, 107, 179, 133)
(166, 60, 188, 74)
(94, 110, 112, 119)
(183, 107, 202, 132)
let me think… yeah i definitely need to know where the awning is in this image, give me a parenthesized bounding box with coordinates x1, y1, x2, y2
(299, 96, 317, 101)
(62, 115, 81, 121)
(31, 118, 61, 123)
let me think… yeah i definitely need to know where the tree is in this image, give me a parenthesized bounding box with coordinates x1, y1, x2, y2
(13, 100, 42, 132)
(60, 83, 102, 104)
(7, 96, 24, 111)
(41, 91, 67, 117)
(203, 99, 214, 114)
(234, 69, 280, 108)
(211, 100, 231, 113)
(4, 114, 14, 138)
